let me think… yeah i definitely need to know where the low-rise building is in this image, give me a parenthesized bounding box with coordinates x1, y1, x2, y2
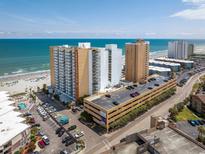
(0, 91, 30, 154)
(191, 94, 205, 114)
(155, 57, 194, 69)
(149, 59, 180, 72)
(149, 66, 171, 77)
(84, 76, 176, 130)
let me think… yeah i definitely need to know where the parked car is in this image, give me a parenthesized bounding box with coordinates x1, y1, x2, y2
(194, 120, 200, 125)
(75, 107, 82, 111)
(197, 120, 203, 125)
(38, 140, 45, 149)
(188, 120, 196, 126)
(72, 108, 77, 113)
(23, 112, 32, 117)
(37, 131, 45, 136)
(60, 150, 69, 154)
(43, 115, 49, 121)
(65, 139, 74, 146)
(201, 120, 205, 124)
(74, 131, 84, 139)
(62, 135, 72, 144)
(58, 129, 65, 137)
(56, 127, 63, 134)
(42, 135, 50, 145)
(67, 125, 77, 131)
(31, 123, 40, 128)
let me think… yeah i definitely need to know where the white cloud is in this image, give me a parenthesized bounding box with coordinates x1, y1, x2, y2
(171, 0, 205, 20)
(182, 0, 205, 4)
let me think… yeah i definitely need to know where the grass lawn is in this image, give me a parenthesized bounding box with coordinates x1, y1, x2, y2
(176, 107, 201, 121)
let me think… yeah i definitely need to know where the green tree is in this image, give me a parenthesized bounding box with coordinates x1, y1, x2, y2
(80, 111, 93, 122)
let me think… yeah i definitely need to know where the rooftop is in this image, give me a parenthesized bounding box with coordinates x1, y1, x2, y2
(0, 91, 30, 146)
(149, 59, 181, 67)
(192, 94, 205, 104)
(52, 43, 120, 51)
(126, 40, 150, 45)
(149, 65, 171, 72)
(156, 57, 194, 64)
(86, 76, 171, 110)
(141, 127, 205, 154)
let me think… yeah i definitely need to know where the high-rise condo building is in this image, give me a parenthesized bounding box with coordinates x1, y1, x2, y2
(188, 44, 194, 58)
(168, 40, 194, 59)
(50, 43, 122, 101)
(125, 39, 149, 83)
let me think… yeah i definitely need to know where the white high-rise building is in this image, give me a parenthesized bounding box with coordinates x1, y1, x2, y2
(50, 43, 122, 101)
(168, 41, 194, 59)
(106, 44, 122, 86)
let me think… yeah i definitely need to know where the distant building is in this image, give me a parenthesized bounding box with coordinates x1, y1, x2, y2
(125, 40, 149, 83)
(0, 91, 30, 154)
(168, 40, 194, 59)
(188, 44, 194, 57)
(149, 66, 171, 77)
(191, 94, 205, 114)
(50, 43, 122, 101)
(155, 57, 194, 69)
(149, 59, 181, 72)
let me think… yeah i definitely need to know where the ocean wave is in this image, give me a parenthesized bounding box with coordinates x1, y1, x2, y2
(0, 69, 50, 79)
(150, 50, 168, 55)
(12, 69, 26, 74)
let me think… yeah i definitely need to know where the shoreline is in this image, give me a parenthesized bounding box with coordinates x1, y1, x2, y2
(0, 70, 50, 82)
(0, 70, 50, 95)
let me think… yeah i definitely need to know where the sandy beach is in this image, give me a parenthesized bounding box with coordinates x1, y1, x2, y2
(0, 70, 50, 95)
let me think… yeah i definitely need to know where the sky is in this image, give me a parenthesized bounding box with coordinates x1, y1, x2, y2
(0, 0, 205, 38)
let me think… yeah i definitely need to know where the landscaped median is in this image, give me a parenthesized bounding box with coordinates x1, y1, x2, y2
(109, 87, 176, 130)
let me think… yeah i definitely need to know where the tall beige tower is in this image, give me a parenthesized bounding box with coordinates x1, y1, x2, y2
(125, 39, 149, 83)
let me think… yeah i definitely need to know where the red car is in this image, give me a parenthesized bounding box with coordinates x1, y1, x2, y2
(38, 140, 45, 149)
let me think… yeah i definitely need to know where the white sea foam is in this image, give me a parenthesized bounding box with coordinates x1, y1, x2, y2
(11, 69, 25, 74)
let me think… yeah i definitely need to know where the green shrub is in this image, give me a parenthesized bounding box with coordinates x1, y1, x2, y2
(14, 151, 20, 154)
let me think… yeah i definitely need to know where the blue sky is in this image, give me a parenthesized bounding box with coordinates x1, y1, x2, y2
(0, 0, 205, 38)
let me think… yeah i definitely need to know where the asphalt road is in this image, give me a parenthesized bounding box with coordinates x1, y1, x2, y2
(84, 71, 205, 154)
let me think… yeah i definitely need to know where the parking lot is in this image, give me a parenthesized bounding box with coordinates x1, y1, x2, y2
(30, 105, 76, 153)
(176, 121, 205, 139)
(36, 93, 105, 153)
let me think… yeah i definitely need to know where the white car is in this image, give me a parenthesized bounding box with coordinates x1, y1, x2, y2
(42, 135, 50, 145)
(74, 131, 84, 138)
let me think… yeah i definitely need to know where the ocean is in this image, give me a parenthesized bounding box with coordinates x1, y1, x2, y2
(0, 39, 205, 76)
